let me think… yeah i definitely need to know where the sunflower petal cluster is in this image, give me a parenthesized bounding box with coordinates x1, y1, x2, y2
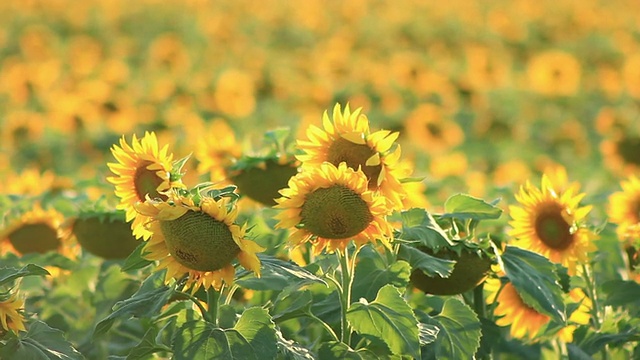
(0, 291, 26, 334)
(608, 175, 640, 245)
(135, 191, 263, 292)
(509, 166, 597, 274)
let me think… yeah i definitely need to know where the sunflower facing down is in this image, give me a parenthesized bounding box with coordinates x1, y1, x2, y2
(135, 192, 263, 292)
(509, 167, 597, 275)
(608, 175, 640, 245)
(296, 103, 407, 211)
(274, 162, 393, 255)
(107, 132, 183, 240)
(0, 292, 26, 335)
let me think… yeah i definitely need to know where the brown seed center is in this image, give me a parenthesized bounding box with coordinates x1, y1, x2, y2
(616, 137, 640, 166)
(300, 185, 373, 239)
(326, 137, 382, 190)
(8, 223, 60, 254)
(534, 204, 574, 250)
(134, 161, 166, 201)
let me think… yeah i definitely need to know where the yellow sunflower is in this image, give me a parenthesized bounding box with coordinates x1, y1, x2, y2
(403, 103, 464, 154)
(274, 162, 393, 255)
(600, 132, 640, 176)
(0, 292, 26, 334)
(107, 131, 183, 240)
(134, 192, 263, 292)
(556, 288, 592, 343)
(0, 204, 76, 259)
(296, 103, 406, 211)
(485, 277, 550, 341)
(194, 119, 242, 183)
(608, 175, 640, 245)
(509, 167, 597, 275)
(526, 50, 581, 96)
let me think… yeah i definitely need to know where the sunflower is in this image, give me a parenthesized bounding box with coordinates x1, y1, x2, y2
(231, 158, 299, 207)
(556, 288, 592, 343)
(526, 50, 581, 96)
(194, 119, 242, 183)
(274, 162, 393, 255)
(509, 167, 597, 275)
(608, 175, 640, 245)
(296, 103, 406, 210)
(0, 204, 76, 259)
(107, 131, 183, 240)
(0, 292, 25, 334)
(600, 132, 640, 176)
(403, 103, 464, 154)
(485, 277, 550, 340)
(134, 192, 263, 292)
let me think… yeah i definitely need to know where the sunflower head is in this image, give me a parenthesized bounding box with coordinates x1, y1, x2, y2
(107, 131, 184, 240)
(274, 162, 393, 255)
(296, 103, 407, 210)
(0, 291, 26, 335)
(135, 190, 263, 292)
(0, 204, 76, 259)
(509, 169, 597, 274)
(60, 210, 141, 260)
(608, 175, 640, 245)
(230, 158, 299, 206)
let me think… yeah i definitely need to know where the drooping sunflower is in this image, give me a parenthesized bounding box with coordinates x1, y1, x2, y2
(107, 131, 183, 240)
(296, 103, 406, 210)
(509, 168, 597, 274)
(0, 292, 26, 334)
(274, 162, 393, 255)
(134, 192, 263, 292)
(485, 277, 550, 340)
(0, 204, 76, 259)
(608, 175, 640, 245)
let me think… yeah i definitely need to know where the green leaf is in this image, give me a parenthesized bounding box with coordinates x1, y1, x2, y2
(17, 253, 77, 270)
(602, 280, 640, 306)
(0, 320, 83, 360)
(94, 271, 173, 338)
(236, 254, 327, 291)
(352, 250, 411, 302)
(218, 304, 238, 329)
(397, 244, 455, 278)
(233, 307, 278, 359)
(121, 242, 153, 273)
(276, 329, 314, 360)
(172, 321, 255, 360)
(347, 285, 420, 358)
(172, 307, 277, 360)
(441, 194, 502, 221)
(0, 264, 49, 286)
(272, 290, 313, 322)
(501, 246, 566, 323)
(125, 325, 171, 360)
(418, 323, 439, 346)
(398, 208, 453, 249)
(418, 298, 481, 360)
(318, 341, 380, 360)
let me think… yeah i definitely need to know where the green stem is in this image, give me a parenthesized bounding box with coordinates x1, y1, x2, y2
(174, 290, 210, 322)
(224, 284, 240, 305)
(207, 285, 223, 326)
(309, 313, 340, 342)
(473, 283, 492, 360)
(581, 264, 601, 329)
(337, 249, 353, 346)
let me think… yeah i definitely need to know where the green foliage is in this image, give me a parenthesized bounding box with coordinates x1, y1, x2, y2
(0, 321, 83, 360)
(441, 194, 503, 221)
(347, 285, 420, 359)
(352, 248, 411, 302)
(501, 246, 567, 323)
(397, 209, 453, 249)
(602, 280, 640, 306)
(396, 244, 455, 278)
(318, 342, 380, 360)
(0, 264, 49, 287)
(235, 254, 327, 291)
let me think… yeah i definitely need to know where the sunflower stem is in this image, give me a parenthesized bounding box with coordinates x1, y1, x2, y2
(581, 263, 601, 329)
(337, 249, 353, 346)
(174, 290, 210, 321)
(207, 285, 223, 326)
(473, 283, 491, 360)
(224, 284, 240, 305)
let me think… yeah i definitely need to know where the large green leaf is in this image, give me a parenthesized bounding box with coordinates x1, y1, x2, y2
(0, 264, 49, 286)
(397, 208, 453, 249)
(352, 250, 411, 302)
(501, 246, 566, 323)
(347, 285, 420, 358)
(441, 194, 502, 221)
(121, 242, 153, 273)
(172, 307, 277, 360)
(93, 271, 173, 338)
(602, 280, 640, 306)
(318, 342, 379, 360)
(276, 329, 314, 360)
(397, 244, 455, 278)
(125, 323, 172, 360)
(0, 320, 83, 360)
(272, 289, 313, 322)
(419, 298, 481, 360)
(235, 254, 327, 291)
(418, 323, 439, 346)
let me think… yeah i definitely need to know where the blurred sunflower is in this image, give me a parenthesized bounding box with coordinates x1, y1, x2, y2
(0, 205, 75, 259)
(600, 132, 640, 176)
(274, 162, 393, 255)
(403, 103, 464, 154)
(509, 167, 597, 274)
(485, 277, 550, 340)
(135, 192, 263, 292)
(0, 292, 25, 335)
(608, 175, 640, 245)
(526, 50, 581, 96)
(107, 132, 183, 240)
(296, 103, 406, 210)
(622, 53, 640, 99)
(194, 119, 242, 183)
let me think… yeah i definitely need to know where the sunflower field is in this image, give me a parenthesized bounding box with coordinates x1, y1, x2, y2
(2, 0, 640, 359)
